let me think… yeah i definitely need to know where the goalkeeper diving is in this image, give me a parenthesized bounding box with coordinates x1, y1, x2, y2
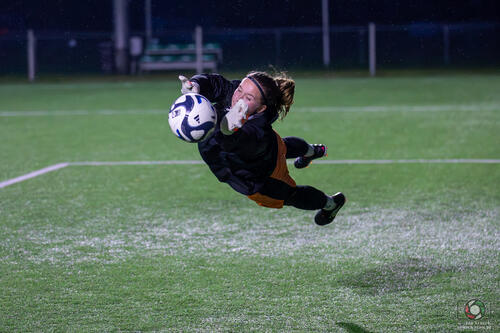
(178, 71, 345, 225)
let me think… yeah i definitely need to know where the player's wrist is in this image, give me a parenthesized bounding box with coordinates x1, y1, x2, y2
(220, 117, 235, 135)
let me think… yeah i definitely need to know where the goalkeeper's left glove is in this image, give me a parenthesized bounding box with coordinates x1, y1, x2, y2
(178, 75, 200, 94)
(220, 99, 249, 135)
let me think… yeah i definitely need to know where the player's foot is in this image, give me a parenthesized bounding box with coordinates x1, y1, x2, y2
(314, 192, 346, 226)
(294, 144, 327, 169)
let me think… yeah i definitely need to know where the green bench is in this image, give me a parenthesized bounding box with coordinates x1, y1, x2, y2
(139, 42, 223, 72)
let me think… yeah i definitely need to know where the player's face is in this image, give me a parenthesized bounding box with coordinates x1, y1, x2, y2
(231, 78, 267, 115)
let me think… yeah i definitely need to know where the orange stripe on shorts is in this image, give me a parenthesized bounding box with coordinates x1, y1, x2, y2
(247, 131, 296, 209)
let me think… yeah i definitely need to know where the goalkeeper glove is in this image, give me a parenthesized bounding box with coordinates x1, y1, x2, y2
(220, 99, 249, 135)
(178, 75, 200, 94)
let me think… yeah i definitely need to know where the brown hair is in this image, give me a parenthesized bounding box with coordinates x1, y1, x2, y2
(247, 71, 295, 120)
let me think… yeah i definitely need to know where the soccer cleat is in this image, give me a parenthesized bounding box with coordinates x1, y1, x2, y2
(294, 144, 327, 169)
(314, 192, 346, 226)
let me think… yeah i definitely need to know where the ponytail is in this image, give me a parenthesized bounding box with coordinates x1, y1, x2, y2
(274, 73, 295, 120)
(246, 70, 295, 121)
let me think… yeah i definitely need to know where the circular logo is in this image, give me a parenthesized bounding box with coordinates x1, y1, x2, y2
(464, 299, 486, 320)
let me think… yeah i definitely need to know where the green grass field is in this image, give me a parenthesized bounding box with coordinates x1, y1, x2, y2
(1, 73, 499, 332)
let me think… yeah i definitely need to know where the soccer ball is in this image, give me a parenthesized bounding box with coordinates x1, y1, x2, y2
(168, 93, 217, 142)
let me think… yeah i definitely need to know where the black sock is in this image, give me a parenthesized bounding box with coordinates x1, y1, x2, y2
(284, 185, 327, 210)
(283, 136, 310, 159)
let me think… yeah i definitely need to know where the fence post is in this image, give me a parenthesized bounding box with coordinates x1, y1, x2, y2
(322, 0, 330, 67)
(369, 23, 376, 77)
(27, 29, 36, 82)
(145, 0, 152, 46)
(195, 26, 203, 74)
(113, 0, 129, 74)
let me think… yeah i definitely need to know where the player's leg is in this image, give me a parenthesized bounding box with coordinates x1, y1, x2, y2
(282, 136, 327, 168)
(249, 131, 344, 225)
(249, 178, 346, 225)
(284, 185, 346, 225)
(282, 136, 309, 158)
(312, 192, 346, 226)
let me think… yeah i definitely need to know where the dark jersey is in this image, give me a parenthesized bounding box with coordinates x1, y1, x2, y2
(191, 73, 279, 195)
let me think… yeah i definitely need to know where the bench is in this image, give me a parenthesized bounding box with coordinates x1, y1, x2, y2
(139, 42, 223, 72)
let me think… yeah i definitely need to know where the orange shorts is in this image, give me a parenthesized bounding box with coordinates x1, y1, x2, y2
(247, 132, 296, 209)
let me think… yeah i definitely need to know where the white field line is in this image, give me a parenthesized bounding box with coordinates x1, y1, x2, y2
(0, 163, 69, 189)
(0, 110, 166, 117)
(314, 159, 500, 164)
(0, 103, 499, 117)
(295, 104, 500, 113)
(71, 160, 204, 166)
(70, 159, 500, 166)
(1, 159, 499, 189)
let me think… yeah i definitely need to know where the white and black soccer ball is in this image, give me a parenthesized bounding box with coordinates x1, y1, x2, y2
(168, 93, 217, 142)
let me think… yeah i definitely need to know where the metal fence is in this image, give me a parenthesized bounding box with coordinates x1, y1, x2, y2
(0, 22, 498, 76)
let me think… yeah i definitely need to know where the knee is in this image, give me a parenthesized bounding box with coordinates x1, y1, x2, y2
(283, 187, 299, 206)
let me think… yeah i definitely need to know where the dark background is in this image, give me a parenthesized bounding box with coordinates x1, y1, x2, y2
(1, 0, 499, 32)
(1, 1, 499, 74)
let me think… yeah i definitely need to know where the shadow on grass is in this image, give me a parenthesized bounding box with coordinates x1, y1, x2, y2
(336, 322, 373, 333)
(338, 257, 464, 296)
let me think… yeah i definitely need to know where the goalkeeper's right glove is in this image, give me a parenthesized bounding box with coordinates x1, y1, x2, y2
(178, 75, 200, 94)
(220, 99, 249, 135)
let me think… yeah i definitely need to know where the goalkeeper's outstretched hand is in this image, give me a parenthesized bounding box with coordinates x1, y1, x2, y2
(178, 75, 200, 94)
(221, 99, 249, 135)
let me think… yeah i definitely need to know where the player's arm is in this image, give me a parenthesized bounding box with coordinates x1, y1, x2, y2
(179, 73, 238, 104)
(219, 100, 267, 156)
